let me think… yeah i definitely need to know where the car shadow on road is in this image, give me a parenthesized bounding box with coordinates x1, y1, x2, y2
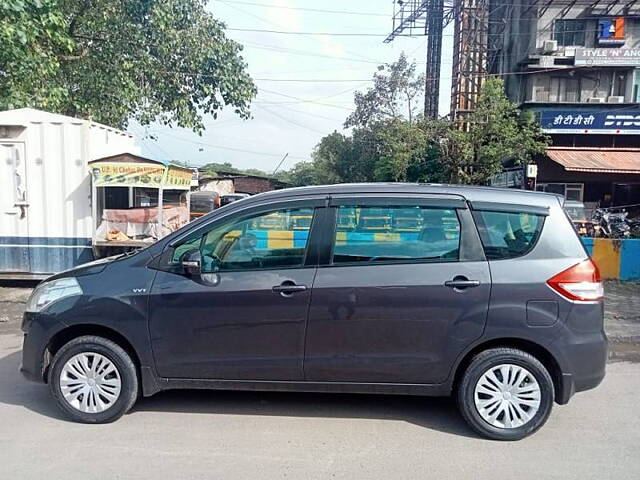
(134, 389, 478, 438)
(0, 350, 68, 421)
(0, 349, 478, 438)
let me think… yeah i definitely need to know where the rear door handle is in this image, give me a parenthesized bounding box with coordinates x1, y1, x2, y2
(272, 282, 307, 295)
(445, 278, 481, 289)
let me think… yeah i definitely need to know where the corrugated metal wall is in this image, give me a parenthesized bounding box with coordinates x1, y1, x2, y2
(0, 109, 139, 275)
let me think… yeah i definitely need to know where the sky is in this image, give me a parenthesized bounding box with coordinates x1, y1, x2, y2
(131, 0, 454, 173)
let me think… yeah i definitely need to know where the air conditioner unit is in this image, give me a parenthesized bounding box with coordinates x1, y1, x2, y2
(542, 40, 558, 53)
(539, 56, 555, 68)
(588, 97, 605, 103)
(608, 96, 625, 103)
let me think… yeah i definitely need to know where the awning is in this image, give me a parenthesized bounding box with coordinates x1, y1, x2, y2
(546, 147, 640, 174)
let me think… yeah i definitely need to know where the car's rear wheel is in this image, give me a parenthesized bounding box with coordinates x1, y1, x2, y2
(48, 335, 138, 423)
(457, 347, 555, 441)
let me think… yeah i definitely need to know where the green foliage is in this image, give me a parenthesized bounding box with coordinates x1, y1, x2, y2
(201, 162, 240, 177)
(281, 161, 319, 187)
(0, 0, 256, 133)
(345, 53, 424, 128)
(461, 78, 550, 183)
(0, 0, 73, 109)
(283, 75, 549, 187)
(200, 162, 288, 184)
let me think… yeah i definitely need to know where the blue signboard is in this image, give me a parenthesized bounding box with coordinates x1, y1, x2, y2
(540, 110, 640, 135)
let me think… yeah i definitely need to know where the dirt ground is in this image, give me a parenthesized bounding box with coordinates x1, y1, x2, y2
(1, 280, 639, 360)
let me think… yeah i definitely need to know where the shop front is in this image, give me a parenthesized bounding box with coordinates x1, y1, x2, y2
(89, 154, 192, 257)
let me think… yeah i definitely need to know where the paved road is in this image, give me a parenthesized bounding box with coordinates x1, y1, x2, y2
(1, 283, 639, 479)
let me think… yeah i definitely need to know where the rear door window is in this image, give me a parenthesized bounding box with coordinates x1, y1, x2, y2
(332, 205, 461, 264)
(473, 211, 545, 260)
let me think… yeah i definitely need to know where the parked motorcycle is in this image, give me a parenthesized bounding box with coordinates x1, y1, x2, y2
(592, 209, 632, 239)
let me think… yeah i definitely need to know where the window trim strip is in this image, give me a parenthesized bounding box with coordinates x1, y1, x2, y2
(329, 195, 467, 210)
(469, 201, 550, 216)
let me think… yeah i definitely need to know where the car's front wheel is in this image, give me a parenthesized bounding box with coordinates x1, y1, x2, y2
(457, 347, 555, 441)
(48, 335, 139, 423)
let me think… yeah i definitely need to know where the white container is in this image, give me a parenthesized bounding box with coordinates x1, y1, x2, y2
(0, 108, 139, 278)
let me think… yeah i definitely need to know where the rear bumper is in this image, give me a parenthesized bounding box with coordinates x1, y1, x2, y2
(553, 330, 608, 405)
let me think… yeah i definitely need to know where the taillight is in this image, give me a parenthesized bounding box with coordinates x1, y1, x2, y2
(547, 259, 604, 302)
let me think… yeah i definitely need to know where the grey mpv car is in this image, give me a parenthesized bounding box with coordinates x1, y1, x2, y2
(21, 184, 607, 440)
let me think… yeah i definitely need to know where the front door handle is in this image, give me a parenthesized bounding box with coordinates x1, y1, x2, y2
(272, 281, 307, 296)
(445, 277, 481, 290)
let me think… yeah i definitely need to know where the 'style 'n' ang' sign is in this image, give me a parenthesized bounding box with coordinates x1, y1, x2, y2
(575, 48, 640, 67)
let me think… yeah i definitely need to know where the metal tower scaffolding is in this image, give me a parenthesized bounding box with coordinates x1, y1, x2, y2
(449, 0, 489, 128)
(385, 1, 455, 120)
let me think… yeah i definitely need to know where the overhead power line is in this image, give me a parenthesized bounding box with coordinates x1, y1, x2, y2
(227, 27, 394, 37)
(149, 129, 308, 160)
(258, 87, 355, 111)
(229, 26, 607, 40)
(254, 78, 373, 83)
(215, 0, 389, 17)
(218, 0, 383, 64)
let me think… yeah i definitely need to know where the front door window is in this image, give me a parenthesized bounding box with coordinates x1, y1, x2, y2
(170, 207, 314, 271)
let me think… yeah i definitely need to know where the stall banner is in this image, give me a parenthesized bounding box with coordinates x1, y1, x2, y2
(91, 162, 193, 189)
(163, 165, 193, 190)
(91, 162, 165, 188)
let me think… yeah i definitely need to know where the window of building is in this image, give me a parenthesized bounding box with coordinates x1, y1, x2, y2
(536, 183, 584, 202)
(473, 211, 545, 260)
(549, 76, 580, 103)
(332, 206, 461, 264)
(553, 19, 586, 46)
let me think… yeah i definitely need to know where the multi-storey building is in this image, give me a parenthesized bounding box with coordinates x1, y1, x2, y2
(490, 1, 640, 211)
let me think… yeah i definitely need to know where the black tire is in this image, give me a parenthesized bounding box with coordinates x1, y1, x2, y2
(456, 348, 555, 441)
(48, 335, 139, 423)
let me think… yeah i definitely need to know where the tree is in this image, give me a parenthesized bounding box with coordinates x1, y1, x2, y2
(282, 69, 549, 188)
(345, 53, 424, 128)
(0, 0, 73, 110)
(301, 120, 449, 185)
(462, 78, 550, 183)
(281, 161, 319, 187)
(0, 0, 256, 133)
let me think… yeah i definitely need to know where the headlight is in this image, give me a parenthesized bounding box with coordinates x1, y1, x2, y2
(25, 278, 83, 313)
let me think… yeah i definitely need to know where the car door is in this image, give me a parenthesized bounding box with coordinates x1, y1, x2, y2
(148, 200, 323, 380)
(303, 195, 491, 385)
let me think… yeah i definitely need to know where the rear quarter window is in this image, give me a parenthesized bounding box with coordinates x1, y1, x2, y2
(473, 211, 545, 260)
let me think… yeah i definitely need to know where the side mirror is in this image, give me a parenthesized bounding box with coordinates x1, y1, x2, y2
(180, 249, 202, 276)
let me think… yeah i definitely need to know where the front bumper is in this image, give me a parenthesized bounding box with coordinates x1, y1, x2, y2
(20, 312, 64, 384)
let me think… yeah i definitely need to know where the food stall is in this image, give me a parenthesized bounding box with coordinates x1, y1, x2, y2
(89, 154, 192, 257)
